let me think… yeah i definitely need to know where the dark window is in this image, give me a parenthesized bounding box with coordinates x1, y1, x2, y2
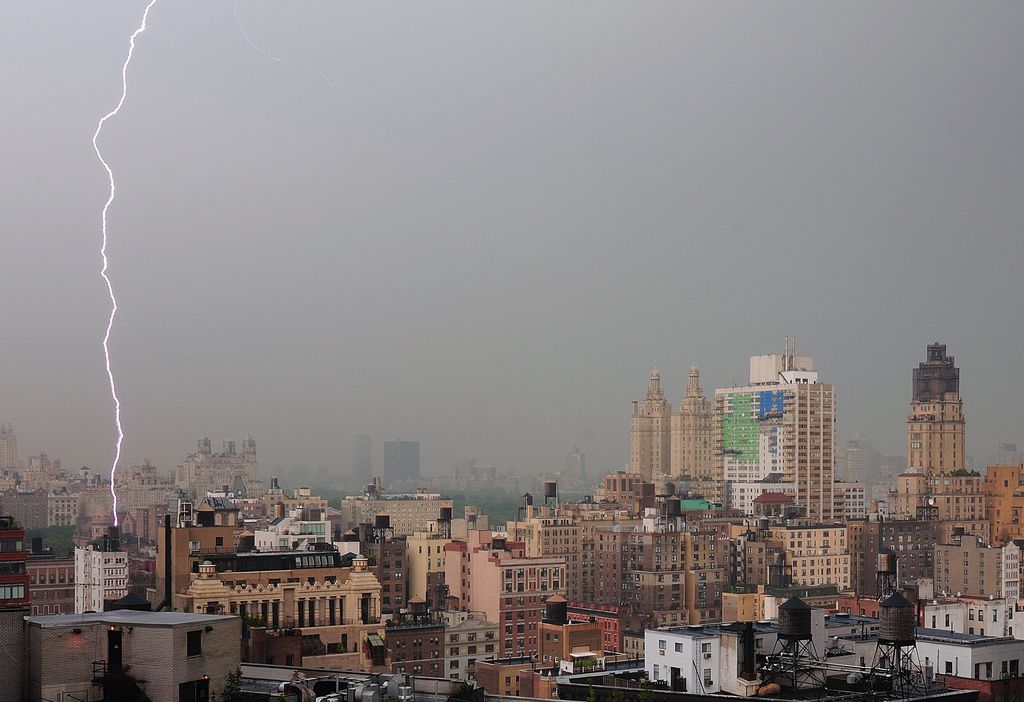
(178, 678, 210, 702)
(186, 630, 202, 657)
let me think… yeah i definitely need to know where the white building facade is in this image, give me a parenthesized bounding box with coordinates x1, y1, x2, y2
(916, 628, 1022, 681)
(254, 506, 328, 552)
(73, 545, 127, 613)
(646, 627, 721, 694)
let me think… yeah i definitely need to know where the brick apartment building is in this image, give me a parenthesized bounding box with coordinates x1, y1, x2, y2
(847, 518, 938, 597)
(445, 530, 566, 657)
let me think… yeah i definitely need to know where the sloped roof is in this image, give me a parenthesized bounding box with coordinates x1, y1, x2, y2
(752, 492, 794, 504)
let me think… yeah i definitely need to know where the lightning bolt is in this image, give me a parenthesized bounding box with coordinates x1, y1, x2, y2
(232, 0, 377, 128)
(92, 0, 160, 526)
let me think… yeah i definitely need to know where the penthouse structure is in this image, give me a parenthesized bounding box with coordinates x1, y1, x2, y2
(255, 504, 329, 552)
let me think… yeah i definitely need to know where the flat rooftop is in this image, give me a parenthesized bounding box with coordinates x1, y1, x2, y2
(916, 628, 1017, 646)
(26, 610, 236, 628)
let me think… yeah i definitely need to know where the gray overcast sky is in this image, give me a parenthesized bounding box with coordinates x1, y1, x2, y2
(1, 1, 1023, 480)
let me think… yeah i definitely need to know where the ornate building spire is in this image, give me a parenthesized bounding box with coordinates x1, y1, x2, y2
(646, 368, 666, 401)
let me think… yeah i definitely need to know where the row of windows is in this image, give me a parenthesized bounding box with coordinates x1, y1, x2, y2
(0, 584, 26, 600)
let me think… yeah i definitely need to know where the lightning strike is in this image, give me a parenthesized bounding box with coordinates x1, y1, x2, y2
(92, 0, 160, 525)
(233, 0, 377, 127)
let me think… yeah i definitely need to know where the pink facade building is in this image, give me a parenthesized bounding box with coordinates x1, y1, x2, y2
(445, 530, 566, 657)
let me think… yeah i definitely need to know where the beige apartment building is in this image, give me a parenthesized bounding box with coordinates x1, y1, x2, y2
(934, 534, 1020, 600)
(630, 370, 672, 480)
(630, 367, 714, 485)
(114, 459, 177, 514)
(47, 492, 78, 527)
(907, 343, 965, 477)
(670, 367, 714, 482)
(833, 480, 866, 520)
(338, 491, 454, 537)
(506, 504, 582, 600)
(890, 467, 988, 543)
(442, 612, 500, 680)
(557, 502, 639, 603)
(176, 436, 262, 499)
(262, 481, 329, 517)
(985, 462, 1024, 544)
(408, 525, 451, 607)
(769, 523, 850, 589)
(180, 554, 385, 670)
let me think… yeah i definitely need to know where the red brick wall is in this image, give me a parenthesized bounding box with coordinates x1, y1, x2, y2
(937, 674, 1024, 702)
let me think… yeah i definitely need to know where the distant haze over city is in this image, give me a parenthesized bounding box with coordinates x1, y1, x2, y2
(2, 1, 1023, 479)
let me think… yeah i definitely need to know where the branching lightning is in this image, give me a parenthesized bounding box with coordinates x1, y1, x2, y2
(232, 0, 377, 128)
(93, 0, 160, 525)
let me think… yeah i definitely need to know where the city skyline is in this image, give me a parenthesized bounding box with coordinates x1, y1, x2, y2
(2, 1, 1023, 481)
(3, 1, 1024, 700)
(0, 339, 1015, 482)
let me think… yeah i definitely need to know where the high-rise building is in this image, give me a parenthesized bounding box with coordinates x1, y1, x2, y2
(715, 341, 836, 521)
(838, 433, 881, 482)
(565, 445, 586, 480)
(383, 440, 420, 486)
(670, 367, 714, 483)
(630, 370, 672, 480)
(353, 434, 372, 482)
(0, 424, 16, 471)
(907, 343, 965, 476)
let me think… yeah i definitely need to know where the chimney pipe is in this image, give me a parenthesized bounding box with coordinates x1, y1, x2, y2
(159, 514, 172, 611)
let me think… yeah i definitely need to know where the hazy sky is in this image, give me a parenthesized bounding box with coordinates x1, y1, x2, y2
(2, 1, 1023, 482)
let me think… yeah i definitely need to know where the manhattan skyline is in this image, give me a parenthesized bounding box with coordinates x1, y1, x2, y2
(1, 1, 1023, 477)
